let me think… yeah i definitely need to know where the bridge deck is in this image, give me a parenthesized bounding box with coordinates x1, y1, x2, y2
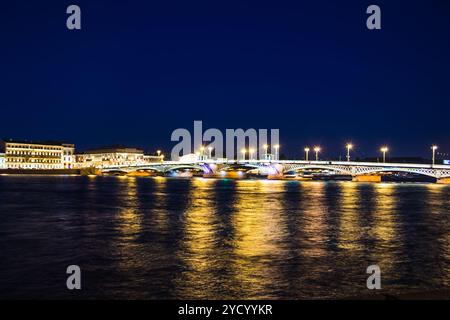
(105, 159, 450, 170)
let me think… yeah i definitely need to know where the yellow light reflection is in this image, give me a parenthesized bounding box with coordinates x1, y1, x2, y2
(298, 182, 328, 258)
(151, 176, 170, 233)
(369, 183, 398, 276)
(111, 177, 147, 290)
(337, 182, 363, 251)
(117, 177, 142, 240)
(370, 183, 397, 243)
(230, 180, 289, 299)
(443, 186, 450, 284)
(174, 178, 220, 299)
(424, 183, 450, 285)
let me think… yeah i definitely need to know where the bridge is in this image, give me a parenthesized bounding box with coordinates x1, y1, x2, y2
(101, 159, 450, 183)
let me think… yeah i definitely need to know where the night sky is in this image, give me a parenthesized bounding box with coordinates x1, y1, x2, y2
(1, 1, 450, 159)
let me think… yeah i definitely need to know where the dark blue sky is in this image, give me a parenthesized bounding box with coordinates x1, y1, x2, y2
(1, 1, 449, 159)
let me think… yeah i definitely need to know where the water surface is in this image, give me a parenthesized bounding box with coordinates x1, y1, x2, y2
(0, 176, 449, 299)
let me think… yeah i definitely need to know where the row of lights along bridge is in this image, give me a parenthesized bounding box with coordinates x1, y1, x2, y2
(188, 144, 441, 165)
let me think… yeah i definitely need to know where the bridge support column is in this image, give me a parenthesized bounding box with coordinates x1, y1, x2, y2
(437, 177, 450, 184)
(352, 174, 382, 182)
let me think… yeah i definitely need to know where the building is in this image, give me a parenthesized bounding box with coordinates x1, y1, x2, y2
(144, 155, 164, 163)
(76, 146, 148, 168)
(0, 153, 5, 169)
(0, 139, 76, 169)
(62, 144, 76, 168)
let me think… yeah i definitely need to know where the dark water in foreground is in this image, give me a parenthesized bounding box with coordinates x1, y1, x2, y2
(0, 175, 449, 299)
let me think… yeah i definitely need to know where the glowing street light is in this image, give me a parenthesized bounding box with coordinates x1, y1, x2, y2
(314, 146, 321, 161)
(241, 148, 247, 160)
(199, 146, 205, 156)
(157, 150, 161, 157)
(432, 145, 438, 165)
(249, 148, 255, 160)
(160, 154, 165, 162)
(208, 146, 213, 159)
(346, 143, 353, 162)
(304, 147, 310, 161)
(380, 146, 388, 163)
(274, 144, 280, 160)
(263, 144, 269, 159)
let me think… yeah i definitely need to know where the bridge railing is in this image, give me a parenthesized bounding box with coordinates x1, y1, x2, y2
(102, 159, 450, 170)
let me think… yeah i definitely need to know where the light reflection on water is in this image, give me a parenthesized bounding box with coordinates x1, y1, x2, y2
(0, 176, 448, 299)
(230, 180, 291, 299)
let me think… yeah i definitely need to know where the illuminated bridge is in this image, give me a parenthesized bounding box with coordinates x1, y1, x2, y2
(102, 159, 450, 183)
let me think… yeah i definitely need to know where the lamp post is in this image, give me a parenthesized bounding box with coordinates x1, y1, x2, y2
(157, 150, 161, 157)
(263, 144, 268, 160)
(346, 143, 353, 162)
(208, 146, 213, 159)
(432, 145, 438, 166)
(274, 144, 280, 161)
(241, 148, 247, 161)
(314, 146, 321, 161)
(304, 147, 310, 161)
(249, 148, 255, 160)
(380, 146, 388, 163)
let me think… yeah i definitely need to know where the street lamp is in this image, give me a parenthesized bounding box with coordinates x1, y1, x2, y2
(304, 147, 310, 161)
(160, 154, 164, 162)
(314, 146, 321, 161)
(249, 148, 255, 160)
(208, 146, 213, 159)
(274, 144, 280, 160)
(380, 146, 388, 163)
(197, 146, 205, 160)
(432, 145, 438, 165)
(346, 143, 353, 162)
(241, 148, 247, 160)
(263, 144, 268, 159)
(157, 150, 161, 157)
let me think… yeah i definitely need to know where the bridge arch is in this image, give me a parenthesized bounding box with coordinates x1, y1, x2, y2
(283, 165, 442, 179)
(101, 168, 130, 174)
(163, 164, 206, 173)
(354, 167, 439, 178)
(283, 165, 353, 175)
(102, 167, 165, 174)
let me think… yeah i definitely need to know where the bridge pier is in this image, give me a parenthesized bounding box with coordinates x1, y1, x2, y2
(352, 174, 382, 182)
(126, 171, 155, 177)
(268, 173, 284, 180)
(436, 177, 450, 184)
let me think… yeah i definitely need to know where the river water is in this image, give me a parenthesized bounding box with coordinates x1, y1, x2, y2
(0, 175, 448, 299)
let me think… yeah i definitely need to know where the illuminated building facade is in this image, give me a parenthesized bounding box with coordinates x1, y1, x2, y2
(0, 140, 75, 169)
(144, 155, 164, 163)
(62, 144, 75, 168)
(0, 153, 5, 169)
(76, 147, 149, 168)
